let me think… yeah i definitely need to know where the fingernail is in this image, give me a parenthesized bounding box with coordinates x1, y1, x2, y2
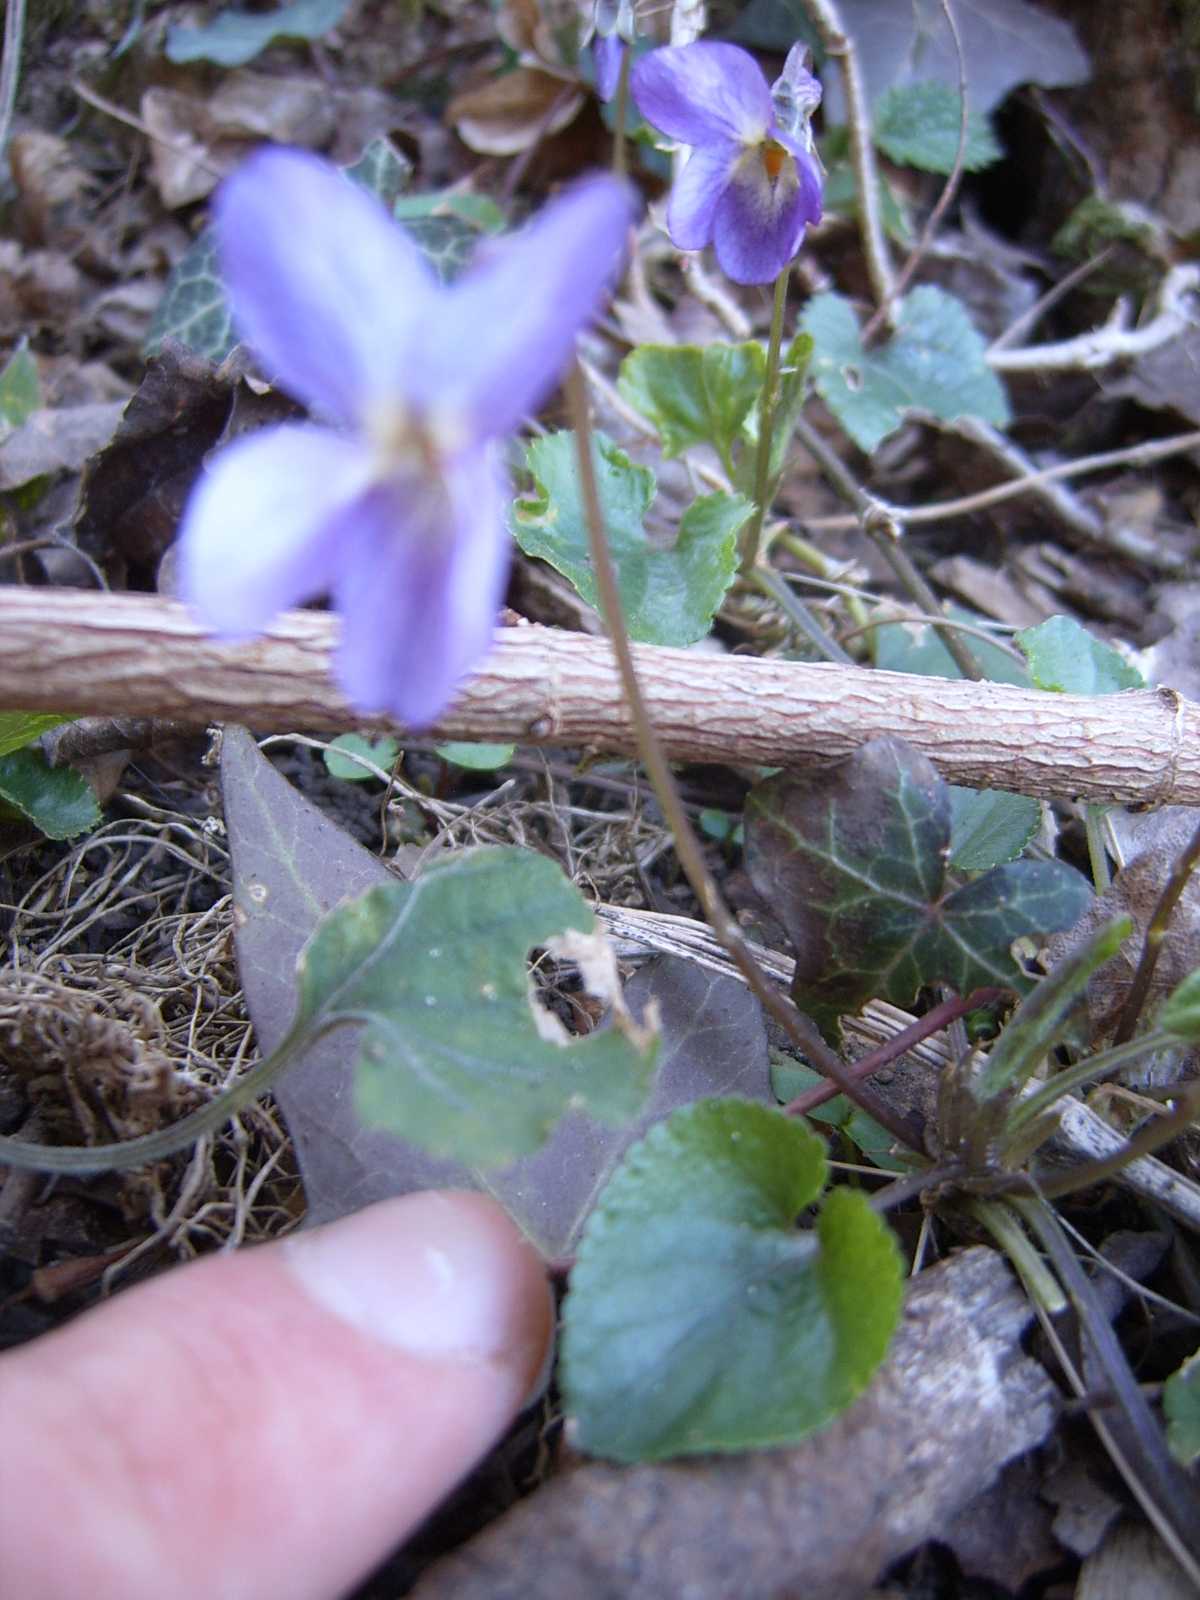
(284, 1191, 551, 1368)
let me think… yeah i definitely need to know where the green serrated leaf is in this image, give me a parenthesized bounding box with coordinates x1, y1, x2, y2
(0, 339, 41, 430)
(0, 747, 100, 839)
(745, 737, 1093, 1038)
(617, 342, 765, 472)
(166, 0, 352, 65)
(436, 741, 515, 770)
(949, 786, 1041, 871)
(874, 82, 1003, 174)
(345, 137, 414, 207)
(871, 606, 1031, 685)
(144, 230, 236, 364)
(283, 846, 656, 1167)
(322, 733, 400, 782)
(0, 711, 72, 759)
(1165, 1346, 1200, 1467)
(801, 287, 1010, 453)
(511, 431, 749, 646)
(561, 1098, 902, 1461)
(1160, 969, 1200, 1042)
(1016, 615, 1144, 695)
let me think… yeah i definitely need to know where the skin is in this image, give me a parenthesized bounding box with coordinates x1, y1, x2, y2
(0, 1191, 554, 1600)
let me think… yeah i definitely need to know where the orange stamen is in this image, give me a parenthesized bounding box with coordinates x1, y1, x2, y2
(761, 140, 787, 182)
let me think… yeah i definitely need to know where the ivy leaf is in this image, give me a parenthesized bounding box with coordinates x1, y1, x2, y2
(874, 82, 1003, 174)
(345, 137, 414, 207)
(1165, 1347, 1200, 1468)
(322, 733, 400, 782)
(800, 287, 1010, 454)
(166, 0, 352, 66)
(0, 711, 72, 759)
(561, 1098, 902, 1461)
(281, 846, 656, 1168)
(617, 342, 765, 472)
(744, 737, 1092, 1038)
(1016, 615, 1144, 695)
(510, 431, 749, 645)
(0, 338, 41, 430)
(0, 747, 100, 839)
(948, 786, 1041, 871)
(144, 230, 235, 363)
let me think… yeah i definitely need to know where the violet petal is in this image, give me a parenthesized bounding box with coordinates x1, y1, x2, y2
(711, 154, 811, 284)
(593, 34, 624, 101)
(178, 424, 374, 636)
(667, 141, 738, 250)
(421, 175, 634, 441)
(215, 147, 440, 426)
(631, 42, 771, 146)
(332, 448, 509, 727)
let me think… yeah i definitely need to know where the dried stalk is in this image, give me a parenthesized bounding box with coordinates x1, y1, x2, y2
(1, 588, 1196, 805)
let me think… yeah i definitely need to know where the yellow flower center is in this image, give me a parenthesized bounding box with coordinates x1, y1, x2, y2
(760, 139, 789, 184)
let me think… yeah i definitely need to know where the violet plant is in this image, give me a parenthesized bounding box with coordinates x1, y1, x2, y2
(177, 147, 633, 728)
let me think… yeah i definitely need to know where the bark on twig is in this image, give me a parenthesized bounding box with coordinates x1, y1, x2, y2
(412, 1249, 1059, 1600)
(1, 588, 1197, 805)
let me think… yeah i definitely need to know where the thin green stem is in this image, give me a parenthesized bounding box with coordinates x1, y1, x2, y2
(1084, 804, 1112, 892)
(741, 267, 790, 574)
(611, 44, 632, 180)
(968, 1197, 1066, 1313)
(1032, 1080, 1200, 1201)
(565, 362, 923, 1152)
(1112, 815, 1200, 1045)
(1008, 1028, 1174, 1133)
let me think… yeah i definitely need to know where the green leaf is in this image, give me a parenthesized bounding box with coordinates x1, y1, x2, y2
(322, 733, 400, 782)
(801, 287, 1010, 454)
(0, 747, 100, 839)
(391, 190, 503, 281)
(1165, 1346, 1200, 1468)
(1160, 969, 1200, 1042)
(874, 82, 1002, 174)
(392, 190, 506, 234)
(821, 129, 914, 245)
(617, 342, 765, 471)
(949, 786, 1041, 871)
(345, 137, 414, 207)
(871, 606, 1030, 685)
(0, 339, 41, 429)
(436, 741, 516, 770)
(0, 711, 72, 759)
(510, 431, 749, 646)
(144, 229, 236, 364)
(166, 0, 352, 65)
(282, 846, 656, 1167)
(1016, 615, 1144, 695)
(745, 737, 1093, 1038)
(561, 1098, 902, 1461)
(769, 1056, 900, 1162)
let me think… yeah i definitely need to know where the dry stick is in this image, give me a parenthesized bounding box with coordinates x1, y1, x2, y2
(862, 0, 968, 340)
(802, 0, 895, 313)
(800, 426, 1200, 533)
(1, 586, 1198, 804)
(1111, 817, 1200, 1047)
(564, 363, 920, 1150)
(791, 411, 987, 680)
(0, 0, 24, 162)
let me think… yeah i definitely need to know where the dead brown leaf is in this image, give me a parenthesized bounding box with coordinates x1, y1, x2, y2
(449, 65, 583, 155)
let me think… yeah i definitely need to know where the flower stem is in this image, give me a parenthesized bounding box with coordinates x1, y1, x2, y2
(612, 45, 632, 180)
(565, 362, 922, 1151)
(741, 266, 790, 575)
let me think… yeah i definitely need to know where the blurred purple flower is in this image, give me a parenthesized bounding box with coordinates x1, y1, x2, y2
(631, 41, 822, 285)
(178, 147, 632, 727)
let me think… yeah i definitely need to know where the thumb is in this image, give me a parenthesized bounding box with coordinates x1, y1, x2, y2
(0, 1191, 553, 1600)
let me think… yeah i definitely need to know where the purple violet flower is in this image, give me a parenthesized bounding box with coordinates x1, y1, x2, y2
(178, 147, 633, 727)
(593, 33, 625, 101)
(630, 40, 822, 285)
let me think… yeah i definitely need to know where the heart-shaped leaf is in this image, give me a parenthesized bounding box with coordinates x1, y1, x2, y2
(745, 737, 1092, 1037)
(801, 288, 1009, 453)
(561, 1098, 902, 1460)
(873, 82, 1002, 174)
(1016, 615, 1144, 695)
(0, 747, 100, 839)
(510, 430, 749, 645)
(618, 341, 765, 473)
